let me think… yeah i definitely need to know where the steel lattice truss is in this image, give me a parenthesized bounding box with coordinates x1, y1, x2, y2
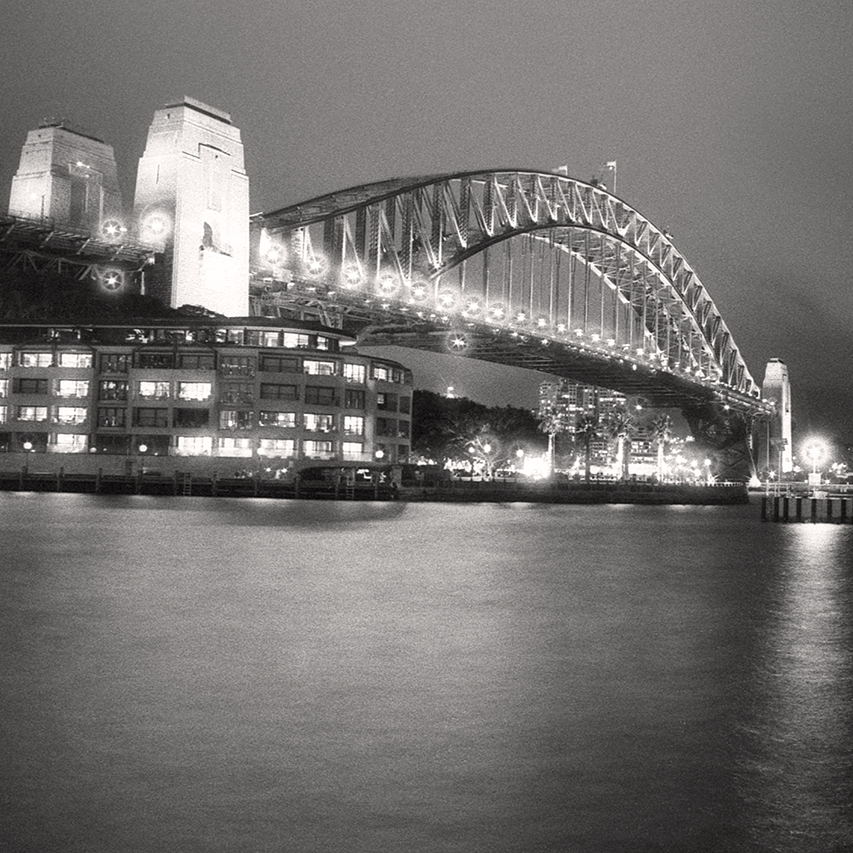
(255, 170, 768, 414)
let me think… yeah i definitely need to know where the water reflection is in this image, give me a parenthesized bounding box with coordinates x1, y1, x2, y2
(739, 525, 853, 850)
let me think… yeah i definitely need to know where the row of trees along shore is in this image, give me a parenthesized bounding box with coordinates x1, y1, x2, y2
(411, 390, 676, 482)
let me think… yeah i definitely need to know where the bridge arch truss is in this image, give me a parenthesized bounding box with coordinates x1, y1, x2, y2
(256, 170, 762, 407)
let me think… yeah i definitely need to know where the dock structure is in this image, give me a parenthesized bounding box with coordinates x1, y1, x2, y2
(761, 493, 853, 524)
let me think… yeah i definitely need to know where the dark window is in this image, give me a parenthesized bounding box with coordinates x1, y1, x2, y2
(304, 386, 337, 406)
(136, 352, 175, 369)
(99, 354, 131, 373)
(135, 435, 171, 456)
(179, 353, 215, 370)
(14, 378, 48, 395)
(345, 389, 365, 409)
(219, 382, 254, 404)
(397, 420, 410, 438)
(376, 417, 396, 436)
(99, 380, 128, 401)
(174, 408, 210, 428)
(219, 356, 256, 376)
(399, 396, 411, 415)
(377, 392, 398, 411)
(92, 434, 131, 455)
(259, 355, 301, 373)
(260, 383, 298, 400)
(134, 407, 169, 427)
(97, 407, 126, 427)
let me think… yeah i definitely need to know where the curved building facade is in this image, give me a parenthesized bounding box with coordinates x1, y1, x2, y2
(0, 317, 412, 478)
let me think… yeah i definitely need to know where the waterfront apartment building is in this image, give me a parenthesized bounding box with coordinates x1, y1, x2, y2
(0, 317, 412, 478)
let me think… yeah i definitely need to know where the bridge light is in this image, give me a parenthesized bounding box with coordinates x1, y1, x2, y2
(487, 303, 506, 322)
(515, 311, 527, 324)
(535, 316, 549, 329)
(409, 280, 429, 301)
(591, 333, 600, 342)
(265, 245, 285, 265)
(140, 212, 171, 243)
(607, 338, 616, 347)
(376, 272, 399, 296)
(574, 328, 584, 337)
(342, 264, 364, 288)
(437, 290, 457, 310)
(556, 323, 567, 334)
(101, 219, 126, 241)
(303, 254, 328, 279)
(464, 298, 482, 315)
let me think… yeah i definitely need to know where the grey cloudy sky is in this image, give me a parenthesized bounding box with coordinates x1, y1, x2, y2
(2, 0, 852, 441)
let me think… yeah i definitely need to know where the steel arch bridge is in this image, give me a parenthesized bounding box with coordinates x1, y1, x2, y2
(253, 169, 772, 481)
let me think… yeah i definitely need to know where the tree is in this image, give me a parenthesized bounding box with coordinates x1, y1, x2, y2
(608, 409, 635, 480)
(651, 414, 673, 481)
(575, 414, 600, 483)
(411, 390, 544, 473)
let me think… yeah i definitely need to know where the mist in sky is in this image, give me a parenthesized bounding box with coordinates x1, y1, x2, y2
(2, 0, 851, 441)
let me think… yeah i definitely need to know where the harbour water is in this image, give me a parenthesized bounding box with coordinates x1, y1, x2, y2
(1, 493, 852, 852)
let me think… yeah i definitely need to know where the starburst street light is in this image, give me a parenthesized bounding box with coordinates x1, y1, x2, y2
(804, 439, 825, 474)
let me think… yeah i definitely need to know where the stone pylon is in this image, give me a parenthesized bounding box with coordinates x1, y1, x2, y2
(8, 122, 123, 233)
(132, 97, 249, 316)
(759, 358, 793, 475)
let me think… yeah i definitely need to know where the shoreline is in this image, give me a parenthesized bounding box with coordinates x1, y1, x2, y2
(0, 469, 749, 504)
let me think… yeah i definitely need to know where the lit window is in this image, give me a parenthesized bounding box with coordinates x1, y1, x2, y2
(0, 353, 11, 370)
(342, 441, 363, 459)
(0, 405, 6, 424)
(343, 415, 364, 436)
(259, 411, 296, 428)
(316, 336, 331, 351)
(53, 433, 88, 453)
(138, 381, 170, 399)
(175, 436, 213, 455)
(372, 363, 390, 381)
(344, 363, 366, 383)
(303, 359, 337, 376)
(261, 331, 280, 347)
(283, 333, 311, 349)
(58, 352, 93, 368)
(304, 413, 335, 432)
(259, 438, 295, 457)
(217, 437, 253, 456)
(57, 379, 90, 398)
(219, 410, 253, 430)
(303, 439, 334, 457)
(177, 381, 212, 401)
(19, 352, 52, 367)
(55, 406, 87, 425)
(0, 380, 6, 397)
(16, 406, 48, 422)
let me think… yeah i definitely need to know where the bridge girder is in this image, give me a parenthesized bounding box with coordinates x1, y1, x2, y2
(255, 169, 763, 411)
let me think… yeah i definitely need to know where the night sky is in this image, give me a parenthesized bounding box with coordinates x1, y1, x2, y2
(2, 0, 852, 444)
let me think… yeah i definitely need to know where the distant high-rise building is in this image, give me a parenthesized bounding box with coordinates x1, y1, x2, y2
(761, 358, 793, 474)
(7, 122, 123, 231)
(132, 97, 249, 317)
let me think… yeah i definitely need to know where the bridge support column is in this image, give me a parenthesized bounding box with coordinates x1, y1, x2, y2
(682, 402, 758, 484)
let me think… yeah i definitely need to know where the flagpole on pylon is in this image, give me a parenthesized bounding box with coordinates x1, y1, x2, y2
(606, 160, 617, 195)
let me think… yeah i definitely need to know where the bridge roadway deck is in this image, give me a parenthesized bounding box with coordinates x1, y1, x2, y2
(356, 323, 768, 415)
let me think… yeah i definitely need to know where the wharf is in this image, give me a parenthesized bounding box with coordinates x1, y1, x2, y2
(0, 469, 397, 500)
(0, 468, 748, 505)
(761, 493, 853, 524)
